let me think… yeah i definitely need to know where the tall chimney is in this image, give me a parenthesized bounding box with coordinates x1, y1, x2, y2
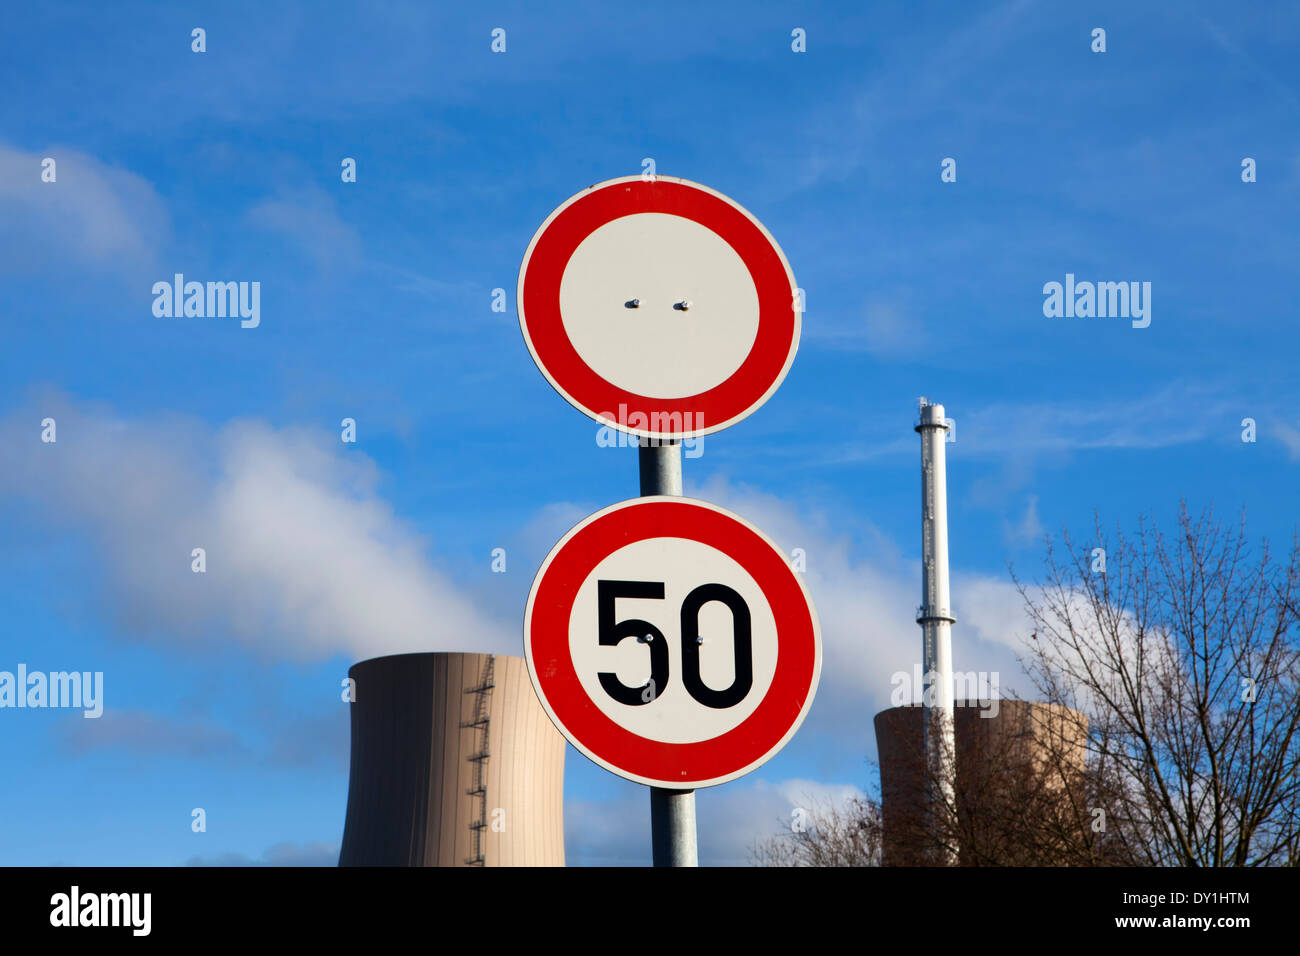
(339, 652, 565, 866)
(916, 397, 956, 863)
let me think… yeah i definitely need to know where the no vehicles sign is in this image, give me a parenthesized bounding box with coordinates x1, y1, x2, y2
(517, 176, 801, 440)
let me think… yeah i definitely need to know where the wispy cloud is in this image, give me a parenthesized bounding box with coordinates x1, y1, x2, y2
(0, 144, 170, 280)
(56, 709, 245, 760)
(246, 185, 361, 271)
(186, 841, 337, 867)
(774, 0, 1041, 195)
(806, 297, 926, 358)
(1276, 421, 1300, 461)
(1003, 494, 1045, 548)
(785, 382, 1244, 477)
(959, 382, 1242, 457)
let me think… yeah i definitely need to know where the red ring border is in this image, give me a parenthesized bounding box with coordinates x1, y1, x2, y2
(519, 179, 798, 437)
(526, 498, 819, 787)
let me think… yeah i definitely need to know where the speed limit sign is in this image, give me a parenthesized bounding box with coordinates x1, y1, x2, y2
(524, 496, 822, 788)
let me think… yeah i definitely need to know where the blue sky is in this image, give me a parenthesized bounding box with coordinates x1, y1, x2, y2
(1, 0, 1297, 866)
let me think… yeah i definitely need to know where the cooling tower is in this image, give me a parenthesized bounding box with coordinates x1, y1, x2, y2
(874, 700, 1088, 865)
(339, 652, 565, 866)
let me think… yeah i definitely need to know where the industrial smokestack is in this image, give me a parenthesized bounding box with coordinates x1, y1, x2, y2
(915, 397, 956, 863)
(339, 652, 565, 866)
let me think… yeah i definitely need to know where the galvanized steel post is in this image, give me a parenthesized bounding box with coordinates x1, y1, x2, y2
(639, 438, 698, 867)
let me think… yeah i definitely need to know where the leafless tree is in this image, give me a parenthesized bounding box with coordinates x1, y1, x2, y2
(750, 791, 883, 867)
(1015, 504, 1300, 866)
(754, 505, 1300, 866)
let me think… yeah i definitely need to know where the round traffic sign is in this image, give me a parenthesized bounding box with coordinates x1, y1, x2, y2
(517, 176, 800, 440)
(523, 496, 821, 788)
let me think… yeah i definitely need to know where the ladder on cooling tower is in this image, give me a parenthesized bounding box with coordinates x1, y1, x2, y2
(463, 655, 495, 866)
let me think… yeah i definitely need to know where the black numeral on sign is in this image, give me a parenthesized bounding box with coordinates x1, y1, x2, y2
(680, 583, 752, 708)
(596, 579, 753, 709)
(597, 580, 667, 706)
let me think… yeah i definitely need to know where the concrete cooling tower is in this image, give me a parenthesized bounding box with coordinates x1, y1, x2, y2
(339, 652, 566, 866)
(874, 700, 1088, 865)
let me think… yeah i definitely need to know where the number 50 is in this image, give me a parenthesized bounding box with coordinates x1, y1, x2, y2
(597, 579, 753, 709)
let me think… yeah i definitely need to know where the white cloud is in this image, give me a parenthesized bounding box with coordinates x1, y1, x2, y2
(0, 144, 169, 279)
(699, 777, 869, 865)
(859, 300, 916, 356)
(806, 298, 923, 358)
(246, 185, 361, 271)
(0, 394, 511, 662)
(1003, 494, 1045, 547)
(953, 572, 1035, 659)
(1276, 421, 1300, 461)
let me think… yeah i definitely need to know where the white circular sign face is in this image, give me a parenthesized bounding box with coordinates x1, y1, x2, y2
(518, 176, 801, 440)
(559, 213, 760, 399)
(524, 496, 822, 789)
(570, 536, 780, 744)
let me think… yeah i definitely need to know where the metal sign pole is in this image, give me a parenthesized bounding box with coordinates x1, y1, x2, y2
(519, 178, 811, 868)
(651, 785, 698, 867)
(639, 438, 699, 867)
